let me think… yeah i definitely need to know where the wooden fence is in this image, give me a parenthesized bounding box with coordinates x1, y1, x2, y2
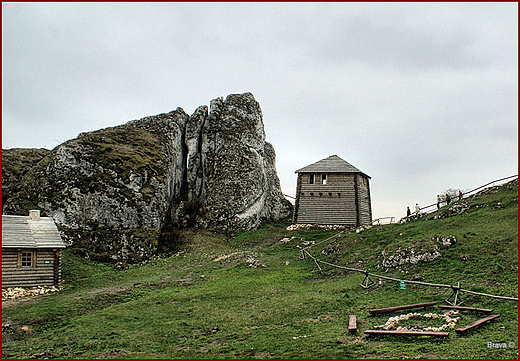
(298, 234, 518, 305)
(366, 174, 518, 225)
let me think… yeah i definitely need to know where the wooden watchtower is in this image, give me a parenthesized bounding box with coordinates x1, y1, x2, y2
(293, 155, 372, 227)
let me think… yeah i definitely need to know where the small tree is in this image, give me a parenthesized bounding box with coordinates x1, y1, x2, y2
(438, 188, 463, 204)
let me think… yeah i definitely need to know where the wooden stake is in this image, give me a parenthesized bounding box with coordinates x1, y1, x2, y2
(348, 315, 357, 333)
(446, 283, 463, 306)
(313, 258, 322, 273)
(369, 302, 436, 315)
(364, 330, 449, 337)
(455, 314, 500, 334)
(438, 305, 493, 313)
(360, 272, 377, 289)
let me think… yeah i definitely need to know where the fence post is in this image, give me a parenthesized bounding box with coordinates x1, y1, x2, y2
(446, 282, 463, 306)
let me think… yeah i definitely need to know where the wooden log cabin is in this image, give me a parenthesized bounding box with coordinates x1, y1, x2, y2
(293, 155, 372, 227)
(2, 210, 66, 288)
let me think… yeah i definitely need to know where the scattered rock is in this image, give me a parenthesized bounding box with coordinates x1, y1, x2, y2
(286, 224, 352, 231)
(492, 201, 504, 209)
(379, 243, 441, 270)
(279, 236, 297, 243)
(201, 327, 219, 336)
(433, 202, 469, 219)
(321, 242, 342, 255)
(212, 252, 242, 262)
(246, 256, 266, 268)
(431, 235, 457, 248)
(20, 325, 33, 333)
(460, 254, 470, 262)
(301, 240, 315, 247)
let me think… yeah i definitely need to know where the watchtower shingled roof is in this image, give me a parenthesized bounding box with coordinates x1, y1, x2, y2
(295, 155, 370, 178)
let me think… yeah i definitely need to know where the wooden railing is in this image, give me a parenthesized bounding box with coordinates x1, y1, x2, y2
(387, 174, 519, 223)
(372, 217, 395, 226)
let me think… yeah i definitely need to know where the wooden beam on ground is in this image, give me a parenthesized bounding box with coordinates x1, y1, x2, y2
(455, 314, 500, 334)
(369, 302, 437, 315)
(348, 315, 357, 333)
(364, 330, 449, 337)
(438, 305, 493, 313)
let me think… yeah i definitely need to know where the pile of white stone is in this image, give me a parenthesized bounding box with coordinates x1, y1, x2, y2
(375, 310, 460, 332)
(286, 224, 349, 231)
(379, 245, 442, 269)
(2, 286, 61, 301)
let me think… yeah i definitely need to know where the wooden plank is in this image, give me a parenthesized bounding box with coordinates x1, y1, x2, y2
(348, 315, 357, 332)
(455, 314, 500, 334)
(369, 302, 437, 315)
(438, 305, 493, 313)
(364, 330, 449, 337)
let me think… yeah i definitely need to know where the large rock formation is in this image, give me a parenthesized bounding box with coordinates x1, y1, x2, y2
(2, 93, 292, 263)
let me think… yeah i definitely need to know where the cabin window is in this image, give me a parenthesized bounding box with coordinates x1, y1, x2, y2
(310, 192, 314, 196)
(322, 174, 327, 185)
(309, 174, 314, 184)
(19, 251, 33, 267)
(337, 193, 341, 197)
(329, 192, 333, 197)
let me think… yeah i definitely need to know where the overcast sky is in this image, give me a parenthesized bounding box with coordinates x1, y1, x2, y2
(2, 2, 518, 220)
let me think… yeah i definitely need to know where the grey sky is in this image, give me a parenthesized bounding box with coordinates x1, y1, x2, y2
(2, 2, 518, 220)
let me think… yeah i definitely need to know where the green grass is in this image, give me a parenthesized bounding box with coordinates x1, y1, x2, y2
(2, 181, 518, 359)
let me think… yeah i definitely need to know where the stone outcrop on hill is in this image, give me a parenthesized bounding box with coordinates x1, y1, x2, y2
(2, 93, 292, 263)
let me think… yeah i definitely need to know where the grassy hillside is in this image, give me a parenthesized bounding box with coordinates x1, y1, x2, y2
(2, 180, 518, 359)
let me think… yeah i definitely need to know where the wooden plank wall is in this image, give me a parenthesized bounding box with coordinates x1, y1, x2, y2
(356, 175, 372, 226)
(2, 249, 60, 287)
(296, 173, 357, 225)
(293, 173, 303, 224)
(294, 173, 372, 226)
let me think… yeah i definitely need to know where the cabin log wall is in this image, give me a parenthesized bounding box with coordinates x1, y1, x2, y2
(2, 249, 62, 288)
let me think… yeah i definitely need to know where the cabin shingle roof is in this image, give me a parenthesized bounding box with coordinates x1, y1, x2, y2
(295, 155, 370, 178)
(2, 215, 66, 249)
